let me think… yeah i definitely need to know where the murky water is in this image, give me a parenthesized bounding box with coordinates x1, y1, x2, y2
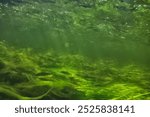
(0, 0, 150, 99)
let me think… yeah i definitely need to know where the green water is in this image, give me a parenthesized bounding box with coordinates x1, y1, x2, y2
(0, 0, 150, 99)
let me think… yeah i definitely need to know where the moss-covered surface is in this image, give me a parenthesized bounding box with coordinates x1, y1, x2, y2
(0, 41, 150, 100)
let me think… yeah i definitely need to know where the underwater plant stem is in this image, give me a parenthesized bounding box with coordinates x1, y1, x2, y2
(0, 87, 51, 100)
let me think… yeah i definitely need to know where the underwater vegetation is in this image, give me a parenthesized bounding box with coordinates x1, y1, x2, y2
(0, 41, 150, 100)
(0, 0, 150, 99)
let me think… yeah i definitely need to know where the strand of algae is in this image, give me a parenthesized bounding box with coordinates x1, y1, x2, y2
(0, 86, 51, 100)
(112, 92, 150, 100)
(127, 92, 150, 100)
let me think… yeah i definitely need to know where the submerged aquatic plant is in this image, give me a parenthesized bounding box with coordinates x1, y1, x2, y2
(0, 0, 150, 100)
(0, 41, 150, 100)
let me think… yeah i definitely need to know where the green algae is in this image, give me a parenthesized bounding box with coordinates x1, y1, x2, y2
(0, 41, 150, 100)
(0, 0, 150, 100)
